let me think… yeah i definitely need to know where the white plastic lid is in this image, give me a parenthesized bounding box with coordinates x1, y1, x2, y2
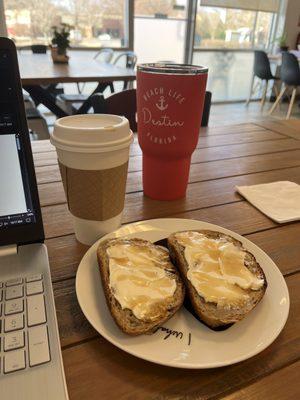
(50, 114, 133, 153)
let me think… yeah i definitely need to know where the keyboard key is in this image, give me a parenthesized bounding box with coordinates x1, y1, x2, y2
(6, 278, 23, 287)
(26, 280, 43, 296)
(26, 274, 42, 283)
(5, 299, 24, 315)
(4, 331, 25, 351)
(4, 350, 26, 373)
(6, 285, 23, 300)
(28, 325, 50, 367)
(27, 294, 46, 327)
(5, 314, 24, 332)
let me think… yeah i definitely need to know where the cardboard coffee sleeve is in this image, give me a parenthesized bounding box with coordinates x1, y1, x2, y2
(59, 161, 129, 221)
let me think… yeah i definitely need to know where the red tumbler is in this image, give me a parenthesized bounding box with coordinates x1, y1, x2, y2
(137, 63, 208, 200)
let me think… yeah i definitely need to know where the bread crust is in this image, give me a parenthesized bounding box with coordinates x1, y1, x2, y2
(97, 237, 185, 335)
(167, 230, 267, 329)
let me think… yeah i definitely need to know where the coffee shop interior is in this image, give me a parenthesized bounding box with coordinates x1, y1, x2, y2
(1, 0, 300, 134)
(0, 1, 300, 400)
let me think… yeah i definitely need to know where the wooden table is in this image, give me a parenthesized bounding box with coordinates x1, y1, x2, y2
(31, 119, 300, 400)
(18, 51, 136, 117)
(18, 51, 136, 86)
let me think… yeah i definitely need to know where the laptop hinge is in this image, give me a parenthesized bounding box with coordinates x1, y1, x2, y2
(0, 244, 18, 257)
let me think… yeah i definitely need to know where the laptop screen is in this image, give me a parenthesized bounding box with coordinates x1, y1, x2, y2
(0, 134, 36, 227)
(0, 39, 44, 246)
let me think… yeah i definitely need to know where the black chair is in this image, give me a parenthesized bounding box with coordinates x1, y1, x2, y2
(90, 89, 211, 131)
(91, 89, 137, 132)
(246, 50, 279, 108)
(269, 52, 300, 119)
(30, 44, 64, 100)
(23, 92, 49, 139)
(31, 44, 47, 54)
(201, 91, 212, 127)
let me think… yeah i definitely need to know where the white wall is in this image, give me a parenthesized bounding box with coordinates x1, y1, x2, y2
(284, 0, 300, 49)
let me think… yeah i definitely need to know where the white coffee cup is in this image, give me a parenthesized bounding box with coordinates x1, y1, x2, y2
(50, 114, 133, 245)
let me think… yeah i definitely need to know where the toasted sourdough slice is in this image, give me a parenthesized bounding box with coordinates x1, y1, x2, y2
(97, 238, 185, 335)
(168, 230, 267, 329)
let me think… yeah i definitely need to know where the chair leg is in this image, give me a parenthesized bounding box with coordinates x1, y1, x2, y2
(246, 74, 255, 105)
(286, 87, 297, 119)
(109, 82, 115, 93)
(246, 80, 260, 105)
(77, 82, 86, 94)
(273, 84, 280, 109)
(260, 80, 268, 109)
(269, 85, 287, 115)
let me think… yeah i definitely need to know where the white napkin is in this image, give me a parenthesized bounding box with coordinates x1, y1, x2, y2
(236, 181, 300, 223)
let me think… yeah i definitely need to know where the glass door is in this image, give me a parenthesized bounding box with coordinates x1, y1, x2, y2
(191, 0, 280, 101)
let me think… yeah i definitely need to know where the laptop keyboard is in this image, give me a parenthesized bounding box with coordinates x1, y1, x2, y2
(0, 275, 51, 374)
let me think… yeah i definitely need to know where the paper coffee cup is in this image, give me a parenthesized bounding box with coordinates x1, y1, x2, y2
(50, 114, 133, 245)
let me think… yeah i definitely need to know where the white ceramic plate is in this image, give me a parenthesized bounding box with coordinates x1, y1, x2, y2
(76, 218, 289, 369)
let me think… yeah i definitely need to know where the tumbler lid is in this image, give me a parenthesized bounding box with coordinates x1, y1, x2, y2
(137, 63, 208, 75)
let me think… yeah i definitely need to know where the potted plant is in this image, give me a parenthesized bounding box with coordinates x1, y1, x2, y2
(50, 23, 72, 63)
(277, 32, 289, 52)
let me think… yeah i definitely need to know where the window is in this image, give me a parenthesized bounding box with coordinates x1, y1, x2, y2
(134, 0, 188, 64)
(254, 11, 275, 49)
(194, 4, 276, 49)
(192, 50, 255, 101)
(192, 0, 280, 101)
(4, 0, 128, 48)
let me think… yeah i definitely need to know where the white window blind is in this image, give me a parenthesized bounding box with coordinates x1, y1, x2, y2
(200, 0, 280, 13)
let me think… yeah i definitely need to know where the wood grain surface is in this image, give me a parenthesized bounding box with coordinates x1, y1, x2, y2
(34, 121, 300, 399)
(255, 119, 300, 140)
(18, 51, 136, 85)
(222, 360, 300, 400)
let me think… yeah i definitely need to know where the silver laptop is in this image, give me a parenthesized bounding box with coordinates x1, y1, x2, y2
(0, 37, 68, 399)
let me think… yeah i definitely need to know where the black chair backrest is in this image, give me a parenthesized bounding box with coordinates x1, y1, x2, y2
(31, 44, 47, 54)
(114, 51, 137, 69)
(201, 91, 212, 127)
(91, 89, 211, 130)
(93, 48, 114, 63)
(91, 89, 137, 132)
(254, 50, 273, 80)
(281, 52, 300, 86)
